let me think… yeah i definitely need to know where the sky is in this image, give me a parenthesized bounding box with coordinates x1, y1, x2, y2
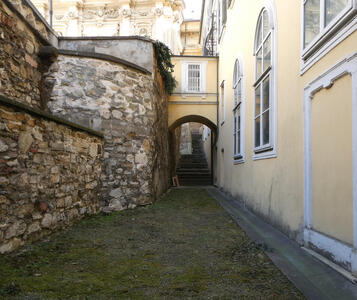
(183, 0, 202, 20)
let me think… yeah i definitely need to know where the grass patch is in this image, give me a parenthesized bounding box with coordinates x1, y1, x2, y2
(0, 188, 304, 299)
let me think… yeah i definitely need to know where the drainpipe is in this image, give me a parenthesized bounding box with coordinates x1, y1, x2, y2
(216, 56, 219, 140)
(213, 55, 219, 186)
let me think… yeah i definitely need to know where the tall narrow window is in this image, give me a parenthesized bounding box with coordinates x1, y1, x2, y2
(233, 59, 243, 160)
(254, 9, 273, 152)
(217, 0, 227, 39)
(187, 64, 201, 92)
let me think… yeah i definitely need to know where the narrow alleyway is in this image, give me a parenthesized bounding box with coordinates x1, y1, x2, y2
(0, 188, 303, 299)
(176, 132, 212, 186)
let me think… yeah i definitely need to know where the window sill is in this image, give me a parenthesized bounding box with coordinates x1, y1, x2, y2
(234, 156, 245, 165)
(301, 8, 357, 74)
(253, 149, 277, 161)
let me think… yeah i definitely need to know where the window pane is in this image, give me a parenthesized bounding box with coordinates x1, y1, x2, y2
(256, 17, 262, 51)
(238, 107, 241, 130)
(263, 10, 269, 39)
(304, 0, 320, 48)
(256, 48, 262, 79)
(233, 60, 238, 86)
(234, 133, 237, 154)
(326, 0, 349, 25)
(188, 64, 200, 91)
(255, 86, 261, 117)
(234, 88, 238, 106)
(255, 117, 261, 148)
(237, 80, 242, 104)
(263, 76, 270, 112)
(263, 35, 271, 72)
(238, 130, 241, 154)
(263, 110, 270, 145)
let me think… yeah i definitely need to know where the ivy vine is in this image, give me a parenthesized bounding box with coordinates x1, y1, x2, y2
(153, 41, 177, 95)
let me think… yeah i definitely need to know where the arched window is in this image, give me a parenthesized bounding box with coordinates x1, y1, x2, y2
(233, 58, 244, 161)
(254, 7, 276, 158)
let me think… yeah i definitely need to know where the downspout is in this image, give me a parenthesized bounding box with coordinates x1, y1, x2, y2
(213, 56, 219, 186)
(216, 56, 219, 142)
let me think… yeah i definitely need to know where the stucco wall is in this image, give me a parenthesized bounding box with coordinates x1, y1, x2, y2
(311, 75, 353, 245)
(214, 0, 357, 245)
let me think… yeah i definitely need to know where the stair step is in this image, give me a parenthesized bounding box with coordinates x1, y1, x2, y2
(176, 131, 211, 186)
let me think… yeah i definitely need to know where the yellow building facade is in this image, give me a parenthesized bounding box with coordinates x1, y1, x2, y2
(168, 55, 218, 131)
(199, 0, 357, 275)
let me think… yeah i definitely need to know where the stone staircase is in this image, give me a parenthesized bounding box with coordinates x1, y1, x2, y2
(176, 133, 212, 186)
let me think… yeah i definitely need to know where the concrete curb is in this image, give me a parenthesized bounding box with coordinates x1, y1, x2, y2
(206, 186, 357, 300)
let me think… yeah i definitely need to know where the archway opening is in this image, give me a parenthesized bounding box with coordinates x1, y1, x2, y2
(169, 115, 217, 187)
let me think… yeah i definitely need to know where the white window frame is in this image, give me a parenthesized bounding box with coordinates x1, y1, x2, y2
(181, 61, 207, 93)
(220, 80, 226, 125)
(253, 1, 277, 160)
(217, 0, 227, 42)
(233, 56, 245, 164)
(301, 0, 357, 74)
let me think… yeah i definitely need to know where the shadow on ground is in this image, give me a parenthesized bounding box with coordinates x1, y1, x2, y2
(0, 188, 304, 299)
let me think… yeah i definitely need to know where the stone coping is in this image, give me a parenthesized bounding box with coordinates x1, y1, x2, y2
(0, 94, 104, 138)
(2, 0, 58, 46)
(58, 49, 151, 74)
(171, 55, 219, 59)
(59, 36, 155, 43)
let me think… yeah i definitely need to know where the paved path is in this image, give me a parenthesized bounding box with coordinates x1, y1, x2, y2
(207, 186, 357, 300)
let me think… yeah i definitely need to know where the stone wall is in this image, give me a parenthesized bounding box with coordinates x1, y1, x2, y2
(46, 54, 170, 211)
(0, 1, 43, 109)
(0, 0, 171, 253)
(0, 102, 103, 253)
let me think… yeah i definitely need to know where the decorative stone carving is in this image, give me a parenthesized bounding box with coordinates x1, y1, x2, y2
(135, 23, 152, 36)
(83, 6, 120, 20)
(120, 7, 131, 17)
(153, 7, 163, 17)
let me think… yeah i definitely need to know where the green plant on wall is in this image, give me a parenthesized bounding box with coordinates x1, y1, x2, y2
(153, 41, 177, 95)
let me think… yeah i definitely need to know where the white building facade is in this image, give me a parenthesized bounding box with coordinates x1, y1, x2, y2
(32, 0, 185, 54)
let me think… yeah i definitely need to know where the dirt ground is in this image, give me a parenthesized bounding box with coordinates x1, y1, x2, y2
(0, 188, 305, 299)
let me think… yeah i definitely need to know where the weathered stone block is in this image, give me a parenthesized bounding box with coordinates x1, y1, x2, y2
(0, 238, 22, 254)
(0, 140, 8, 152)
(27, 221, 40, 234)
(41, 213, 53, 228)
(18, 131, 33, 154)
(18, 203, 34, 218)
(5, 221, 26, 239)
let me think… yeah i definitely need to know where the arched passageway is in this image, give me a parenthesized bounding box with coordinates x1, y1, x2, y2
(169, 115, 217, 186)
(169, 115, 217, 134)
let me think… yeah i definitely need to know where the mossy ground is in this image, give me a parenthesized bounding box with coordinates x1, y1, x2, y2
(0, 188, 304, 299)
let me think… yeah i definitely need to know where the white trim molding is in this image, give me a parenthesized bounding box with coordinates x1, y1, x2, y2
(300, 0, 357, 74)
(253, 0, 278, 161)
(303, 52, 357, 274)
(233, 54, 246, 165)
